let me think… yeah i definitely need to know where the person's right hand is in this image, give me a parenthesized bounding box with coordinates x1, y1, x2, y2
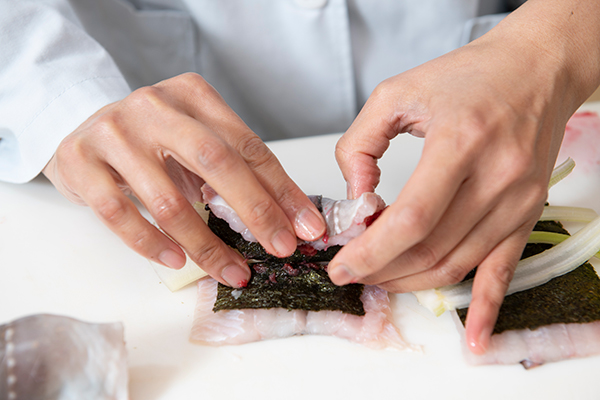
(42, 73, 326, 288)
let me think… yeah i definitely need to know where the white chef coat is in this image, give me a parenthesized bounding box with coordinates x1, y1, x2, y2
(0, 0, 508, 183)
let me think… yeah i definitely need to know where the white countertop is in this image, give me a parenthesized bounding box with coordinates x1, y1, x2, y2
(2, 103, 600, 400)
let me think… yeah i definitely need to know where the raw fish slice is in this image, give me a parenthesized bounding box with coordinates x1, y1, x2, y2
(201, 184, 256, 241)
(190, 278, 307, 345)
(309, 193, 386, 250)
(305, 285, 413, 350)
(190, 278, 417, 351)
(201, 184, 386, 250)
(0, 314, 127, 400)
(452, 312, 600, 368)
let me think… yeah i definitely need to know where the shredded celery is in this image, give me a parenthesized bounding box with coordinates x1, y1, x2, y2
(548, 157, 575, 189)
(528, 231, 600, 259)
(540, 206, 598, 223)
(415, 216, 600, 315)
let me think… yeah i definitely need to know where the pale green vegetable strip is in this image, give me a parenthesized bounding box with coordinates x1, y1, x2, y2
(548, 157, 575, 189)
(415, 216, 600, 316)
(528, 231, 600, 259)
(149, 202, 209, 291)
(539, 206, 598, 223)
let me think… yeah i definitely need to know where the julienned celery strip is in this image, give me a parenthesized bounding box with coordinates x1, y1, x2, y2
(415, 216, 600, 316)
(540, 206, 598, 223)
(528, 231, 600, 259)
(548, 157, 575, 189)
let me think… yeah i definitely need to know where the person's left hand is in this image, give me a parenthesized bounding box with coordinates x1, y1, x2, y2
(327, 0, 600, 354)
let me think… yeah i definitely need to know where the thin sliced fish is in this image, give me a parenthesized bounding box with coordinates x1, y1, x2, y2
(191, 277, 418, 351)
(452, 312, 600, 368)
(0, 314, 128, 400)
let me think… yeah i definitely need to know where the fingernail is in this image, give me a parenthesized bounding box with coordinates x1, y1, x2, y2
(346, 182, 353, 200)
(271, 229, 297, 257)
(295, 208, 325, 240)
(329, 264, 355, 286)
(222, 264, 251, 288)
(158, 249, 186, 269)
(468, 327, 491, 355)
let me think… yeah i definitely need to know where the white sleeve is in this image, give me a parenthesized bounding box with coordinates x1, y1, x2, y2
(0, 1, 131, 183)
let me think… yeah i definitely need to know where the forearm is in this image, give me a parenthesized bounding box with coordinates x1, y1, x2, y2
(484, 0, 600, 112)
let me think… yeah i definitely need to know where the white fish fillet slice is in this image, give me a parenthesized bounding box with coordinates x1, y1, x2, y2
(452, 312, 600, 367)
(0, 314, 128, 400)
(190, 278, 418, 351)
(201, 184, 386, 250)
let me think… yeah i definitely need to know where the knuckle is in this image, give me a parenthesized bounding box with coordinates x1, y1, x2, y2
(95, 196, 129, 226)
(370, 78, 395, 101)
(238, 135, 275, 168)
(488, 263, 516, 290)
(432, 260, 470, 286)
(390, 205, 431, 241)
(129, 228, 156, 253)
(150, 193, 189, 223)
(175, 72, 218, 98)
(128, 85, 165, 110)
(404, 242, 439, 272)
(188, 240, 224, 270)
(247, 198, 276, 229)
(196, 138, 232, 172)
(93, 112, 123, 137)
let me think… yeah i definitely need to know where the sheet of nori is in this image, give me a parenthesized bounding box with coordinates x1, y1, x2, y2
(207, 210, 365, 316)
(457, 220, 600, 334)
(213, 262, 365, 315)
(207, 210, 342, 263)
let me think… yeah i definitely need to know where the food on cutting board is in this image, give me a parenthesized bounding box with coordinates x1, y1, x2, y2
(415, 156, 600, 368)
(0, 314, 128, 400)
(190, 187, 417, 350)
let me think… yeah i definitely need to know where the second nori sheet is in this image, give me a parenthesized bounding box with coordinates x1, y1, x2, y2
(457, 220, 600, 334)
(208, 210, 365, 316)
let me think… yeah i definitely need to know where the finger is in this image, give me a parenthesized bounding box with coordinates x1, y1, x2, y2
(73, 161, 188, 271)
(148, 114, 298, 258)
(335, 95, 398, 199)
(109, 154, 251, 288)
(159, 75, 326, 241)
(464, 229, 531, 355)
(358, 175, 495, 285)
(235, 135, 325, 241)
(328, 133, 467, 285)
(374, 198, 539, 293)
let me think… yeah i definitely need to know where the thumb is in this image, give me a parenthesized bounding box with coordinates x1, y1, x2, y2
(335, 90, 406, 199)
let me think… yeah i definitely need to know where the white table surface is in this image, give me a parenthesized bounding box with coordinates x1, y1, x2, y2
(2, 103, 600, 400)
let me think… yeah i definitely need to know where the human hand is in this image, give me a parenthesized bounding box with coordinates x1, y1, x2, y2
(43, 73, 325, 288)
(329, 0, 600, 354)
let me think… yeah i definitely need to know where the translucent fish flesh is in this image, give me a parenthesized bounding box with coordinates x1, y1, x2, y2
(0, 314, 128, 400)
(190, 277, 418, 350)
(201, 184, 386, 250)
(453, 313, 600, 368)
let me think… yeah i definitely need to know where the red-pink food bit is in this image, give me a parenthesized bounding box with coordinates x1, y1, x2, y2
(253, 264, 268, 274)
(283, 263, 300, 276)
(298, 244, 318, 257)
(269, 273, 277, 284)
(364, 207, 386, 227)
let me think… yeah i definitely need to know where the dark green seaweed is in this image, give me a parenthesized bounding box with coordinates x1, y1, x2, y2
(457, 220, 600, 334)
(207, 210, 342, 263)
(207, 209, 365, 315)
(213, 262, 365, 315)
